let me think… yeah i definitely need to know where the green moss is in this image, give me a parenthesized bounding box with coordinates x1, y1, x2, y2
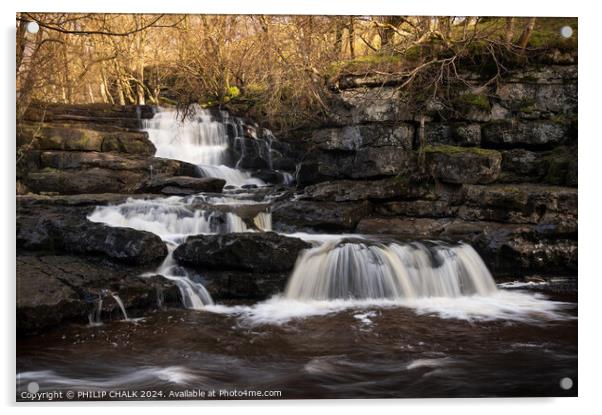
(423, 144, 499, 157)
(543, 146, 572, 184)
(455, 93, 491, 111)
(550, 113, 577, 125)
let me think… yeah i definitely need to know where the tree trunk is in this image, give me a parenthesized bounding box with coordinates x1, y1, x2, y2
(348, 17, 355, 59)
(517, 17, 537, 49)
(504, 17, 515, 43)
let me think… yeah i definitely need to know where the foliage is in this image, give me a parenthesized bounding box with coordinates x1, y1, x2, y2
(17, 14, 577, 131)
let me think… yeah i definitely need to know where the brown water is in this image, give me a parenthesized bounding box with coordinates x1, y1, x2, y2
(16, 287, 577, 401)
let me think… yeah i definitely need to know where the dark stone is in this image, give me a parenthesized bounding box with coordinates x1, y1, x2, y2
(272, 200, 369, 232)
(141, 176, 225, 194)
(202, 270, 289, 300)
(424, 146, 502, 184)
(17, 254, 180, 335)
(356, 217, 448, 238)
(174, 232, 311, 272)
(297, 146, 412, 185)
(302, 176, 433, 202)
(17, 205, 167, 264)
(481, 120, 572, 150)
(24, 152, 200, 195)
(310, 124, 414, 151)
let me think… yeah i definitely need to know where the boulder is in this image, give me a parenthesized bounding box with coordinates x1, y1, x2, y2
(424, 145, 502, 184)
(201, 270, 290, 300)
(272, 200, 369, 232)
(17, 206, 167, 264)
(173, 232, 311, 272)
(17, 254, 180, 335)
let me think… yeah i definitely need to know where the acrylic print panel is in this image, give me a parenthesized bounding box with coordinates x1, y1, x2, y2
(16, 14, 577, 401)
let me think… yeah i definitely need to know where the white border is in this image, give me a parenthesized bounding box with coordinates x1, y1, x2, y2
(2, 1, 599, 414)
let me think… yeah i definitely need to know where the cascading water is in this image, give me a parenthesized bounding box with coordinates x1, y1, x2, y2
(142, 106, 264, 187)
(88, 196, 272, 309)
(284, 240, 497, 301)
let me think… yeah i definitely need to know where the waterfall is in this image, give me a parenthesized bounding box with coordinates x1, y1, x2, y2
(284, 240, 498, 301)
(88, 297, 103, 326)
(88, 198, 272, 309)
(110, 294, 130, 321)
(142, 106, 264, 187)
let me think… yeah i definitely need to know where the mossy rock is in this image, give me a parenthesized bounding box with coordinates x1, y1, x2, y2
(454, 93, 491, 112)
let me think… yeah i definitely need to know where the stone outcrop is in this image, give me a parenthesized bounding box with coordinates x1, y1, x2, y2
(174, 232, 311, 272)
(17, 103, 206, 196)
(283, 63, 577, 279)
(17, 254, 180, 335)
(17, 203, 168, 265)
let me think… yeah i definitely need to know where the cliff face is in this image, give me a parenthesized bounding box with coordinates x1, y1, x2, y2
(274, 63, 577, 278)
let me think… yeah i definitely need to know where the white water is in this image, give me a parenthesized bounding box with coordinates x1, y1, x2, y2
(89, 197, 272, 309)
(285, 241, 497, 300)
(111, 294, 130, 321)
(18, 366, 197, 391)
(143, 106, 264, 187)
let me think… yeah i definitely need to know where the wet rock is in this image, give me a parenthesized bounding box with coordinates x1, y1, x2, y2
(174, 232, 311, 272)
(272, 200, 369, 232)
(202, 270, 290, 300)
(141, 176, 226, 195)
(17, 205, 167, 264)
(424, 145, 502, 184)
(17, 254, 180, 335)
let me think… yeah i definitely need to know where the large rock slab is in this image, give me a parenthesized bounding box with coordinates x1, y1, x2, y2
(272, 200, 369, 232)
(356, 217, 448, 238)
(174, 232, 311, 272)
(302, 176, 433, 202)
(424, 145, 502, 184)
(458, 184, 577, 234)
(481, 120, 573, 150)
(141, 176, 226, 195)
(18, 123, 156, 155)
(309, 124, 414, 151)
(17, 254, 179, 335)
(17, 206, 167, 264)
(24, 152, 199, 195)
(297, 146, 412, 185)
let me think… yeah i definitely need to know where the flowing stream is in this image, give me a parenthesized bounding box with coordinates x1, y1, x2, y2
(17, 106, 577, 399)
